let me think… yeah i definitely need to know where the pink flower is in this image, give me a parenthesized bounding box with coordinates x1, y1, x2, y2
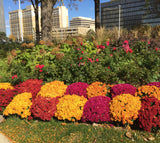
(106, 41, 110, 46)
(39, 70, 43, 72)
(96, 59, 99, 62)
(124, 40, 129, 44)
(113, 47, 116, 50)
(129, 49, 133, 53)
(36, 65, 39, 68)
(71, 64, 72, 67)
(39, 65, 44, 69)
(107, 66, 110, 69)
(141, 39, 145, 42)
(12, 75, 18, 79)
(81, 51, 84, 54)
(77, 48, 80, 50)
(155, 48, 159, 51)
(80, 42, 83, 46)
(79, 57, 82, 60)
(148, 40, 151, 44)
(110, 54, 113, 57)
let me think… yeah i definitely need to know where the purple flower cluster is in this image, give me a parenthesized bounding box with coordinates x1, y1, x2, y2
(147, 82, 160, 88)
(81, 96, 111, 123)
(110, 84, 136, 98)
(65, 82, 89, 98)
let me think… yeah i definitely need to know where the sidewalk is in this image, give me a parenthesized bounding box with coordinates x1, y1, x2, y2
(0, 133, 12, 143)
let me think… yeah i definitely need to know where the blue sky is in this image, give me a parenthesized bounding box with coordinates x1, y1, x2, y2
(3, 0, 110, 36)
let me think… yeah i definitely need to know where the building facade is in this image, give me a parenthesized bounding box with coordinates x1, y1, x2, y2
(101, 0, 160, 29)
(52, 26, 95, 40)
(70, 17, 95, 29)
(0, 0, 6, 33)
(9, 5, 68, 41)
(52, 6, 68, 28)
(9, 5, 41, 41)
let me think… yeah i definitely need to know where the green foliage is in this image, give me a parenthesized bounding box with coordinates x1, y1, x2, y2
(0, 39, 160, 86)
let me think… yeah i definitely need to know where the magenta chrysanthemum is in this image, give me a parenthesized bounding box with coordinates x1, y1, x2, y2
(110, 84, 136, 98)
(65, 82, 89, 98)
(81, 96, 111, 123)
(147, 82, 160, 88)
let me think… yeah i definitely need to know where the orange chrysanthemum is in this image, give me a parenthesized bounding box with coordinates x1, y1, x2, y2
(135, 85, 160, 100)
(87, 81, 108, 98)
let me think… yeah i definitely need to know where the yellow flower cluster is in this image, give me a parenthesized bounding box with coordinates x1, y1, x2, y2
(109, 94, 141, 125)
(87, 81, 108, 98)
(0, 83, 14, 90)
(135, 85, 160, 100)
(3, 92, 32, 118)
(37, 81, 67, 98)
(55, 94, 87, 121)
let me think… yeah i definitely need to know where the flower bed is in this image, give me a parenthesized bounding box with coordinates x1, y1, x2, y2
(0, 79, 160, 133)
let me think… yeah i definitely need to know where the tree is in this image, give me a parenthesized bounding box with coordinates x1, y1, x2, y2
(0, 32, 8, 42)
(94, 0, 100, 30)
(9, 34, 16, 42)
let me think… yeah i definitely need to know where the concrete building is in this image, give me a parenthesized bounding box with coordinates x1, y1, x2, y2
(52, 26, 94, 40)
(0, 0, 6, 33)
(9, 5, 41, 41)
(70, 17, 95, 29)
(9, 5, 68, 41)
(52, 6, 69, 28)
(22, 5, 41, 38)
(101, 0, 160, 29)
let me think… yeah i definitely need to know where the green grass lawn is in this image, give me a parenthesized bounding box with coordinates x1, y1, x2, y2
(0, 116, 159, 143)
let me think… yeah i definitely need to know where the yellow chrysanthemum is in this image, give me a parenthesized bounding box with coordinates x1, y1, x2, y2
(109, 94, 141, 125)
(0, 83, 14, 90)
(37, 81, 67, 98)
(3, 92, 32, 118)
(55, 94, 87, 121)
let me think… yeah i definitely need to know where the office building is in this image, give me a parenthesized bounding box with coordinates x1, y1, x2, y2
(0, 0, 6, 33)
(52, 26, 95, 40)
(52, 6, 69, 28)
(70, 17, 95, 28)
(9, 5, 41, 41)
(9, 5, 68, 40)
(101, 0, 160, 29)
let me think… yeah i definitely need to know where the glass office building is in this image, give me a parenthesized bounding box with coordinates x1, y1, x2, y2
(101, 0, 160, 29)
(0, 0, 6, 33)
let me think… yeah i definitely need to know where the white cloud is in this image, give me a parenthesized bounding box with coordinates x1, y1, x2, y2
(5, 24, 10, 28)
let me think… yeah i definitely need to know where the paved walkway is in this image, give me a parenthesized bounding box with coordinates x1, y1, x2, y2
(0, 133, 12, 143)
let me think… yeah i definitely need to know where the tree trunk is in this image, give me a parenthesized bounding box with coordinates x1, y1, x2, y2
(35, 0, 40, 42)
(41, 0, 56, 41)
(94, 0, 100, 30)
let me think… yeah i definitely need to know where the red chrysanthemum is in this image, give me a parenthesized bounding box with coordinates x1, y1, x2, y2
(138, 96, 160, 132)
(30, 96, 59, 121)
(14, 79, 43, 99)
